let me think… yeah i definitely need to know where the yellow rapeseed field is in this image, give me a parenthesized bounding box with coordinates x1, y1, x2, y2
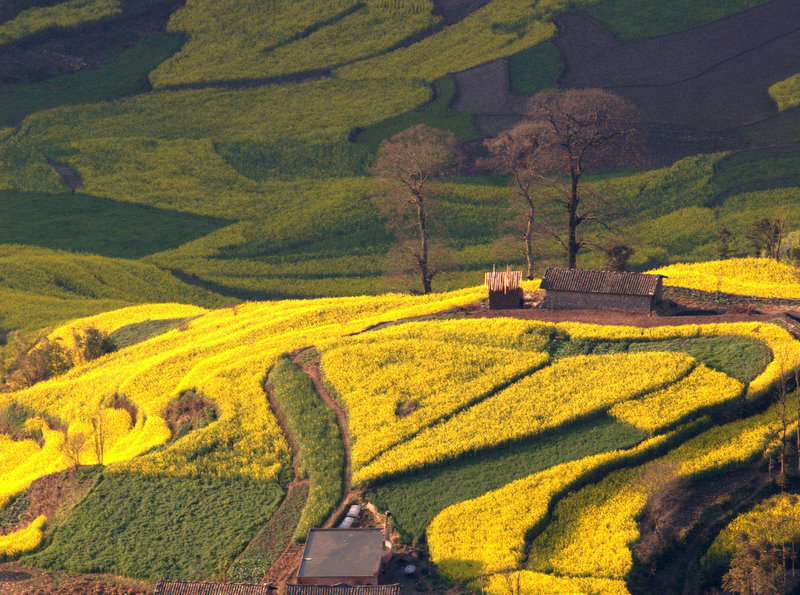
(0, 515, 46, 559)
(648, 257, 800, 298)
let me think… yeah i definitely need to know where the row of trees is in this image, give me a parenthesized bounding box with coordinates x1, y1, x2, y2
(371, 88, 641, 293)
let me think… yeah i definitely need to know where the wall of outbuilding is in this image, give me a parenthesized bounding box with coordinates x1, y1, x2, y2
(540, 291, 654, 312)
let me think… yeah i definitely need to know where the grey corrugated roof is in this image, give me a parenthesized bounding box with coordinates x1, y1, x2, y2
(154, 581, 276, 595)
(298, 529, 386, 579)
(287, 585, 400, 595)
(540, 268, 662, 296)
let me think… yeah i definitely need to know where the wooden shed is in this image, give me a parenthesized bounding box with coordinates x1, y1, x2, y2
(485, 268, 523, 310)
(296, 529, 392, 586)
(539, 268, 664, 313)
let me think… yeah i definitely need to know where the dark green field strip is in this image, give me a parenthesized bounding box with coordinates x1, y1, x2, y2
(372, 415, 649, 543)
(108, 316, 200, 350)
(628, 336, 772, 384)
(352, 76, 479, 149)
(268, 356, 344, 542)
(710, 144, 800, 203)
(228, 481, 309, 583)
(23, 473, 284, 581)
(0, 34, 183, 127)
(0, 191, 229, 258)
(508, 42, 562, 96)
(583, 0, 772, 40)
(215, 139, 373, 181)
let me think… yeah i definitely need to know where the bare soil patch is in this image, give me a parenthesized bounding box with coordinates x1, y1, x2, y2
(47, 161, 82, 193)
(1, 467, 98, 537)
(450, 59, 527, 137)
(554, 0, 800, 131)
(0, 562, 153, 594)
(630, 463, 774, 595)
(449, 287, 800, 329)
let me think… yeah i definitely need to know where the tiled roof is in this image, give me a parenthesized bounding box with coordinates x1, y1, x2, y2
(540, 268, 662, 296)
(153, 581, 277, 595)
(287, 585, 401, 595)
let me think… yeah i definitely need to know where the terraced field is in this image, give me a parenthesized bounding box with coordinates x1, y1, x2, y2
(0, 270, 798, 593)
(2, 0, 800, 592)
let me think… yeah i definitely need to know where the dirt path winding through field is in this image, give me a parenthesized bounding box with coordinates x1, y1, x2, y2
(291, 348, 364, 529)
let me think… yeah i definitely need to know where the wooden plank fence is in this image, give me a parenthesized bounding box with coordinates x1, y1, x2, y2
(485, 267, 523, 293)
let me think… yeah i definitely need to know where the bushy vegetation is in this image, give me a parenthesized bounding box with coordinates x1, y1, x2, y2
(23, 473, 283, 580)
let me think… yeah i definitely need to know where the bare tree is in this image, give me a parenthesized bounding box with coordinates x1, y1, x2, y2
(722, 532, 786, 595)
(525, 89, 640, 268)
(482, 121, 552, 279)
(372, 124, 457, 294)
(59, 431, 87, 467)
(90, 406, 106, 466)
(748, 216, 785, 260)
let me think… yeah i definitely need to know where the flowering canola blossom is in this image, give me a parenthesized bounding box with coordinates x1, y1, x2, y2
(0, 515, 46, 559)
(354, 352, 694, 485)
(0, 288, 483, 509)
(648, 257, 800, 298)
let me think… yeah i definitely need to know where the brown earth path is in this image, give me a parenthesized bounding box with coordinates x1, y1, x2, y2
(291, 348, 364, 530)
(47, 161, 82, 193)
(450, 288, 800, 332)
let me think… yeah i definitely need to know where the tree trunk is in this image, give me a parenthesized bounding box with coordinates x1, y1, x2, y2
(416, 201, 431, 294)
(524, 203, 535, 280)
(567, 168, 580, 269)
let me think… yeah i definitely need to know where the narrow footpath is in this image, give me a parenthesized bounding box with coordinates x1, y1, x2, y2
(291, 347, 363, 528)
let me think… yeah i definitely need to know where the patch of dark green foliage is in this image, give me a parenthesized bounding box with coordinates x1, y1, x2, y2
(0, 191, 229, 259)
(372, 415, 648, 543)
(508, 42, 562, 95)
(353, 76, 479, 149)
(23, 472, 284, 581)
(107, 316, 198, 350)
(268, 355, 344, 542)
(227, 481, 309, 582)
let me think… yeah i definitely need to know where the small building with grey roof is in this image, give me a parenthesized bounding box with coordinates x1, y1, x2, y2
(296, 528, 392, 586)
(539, 267, 664, 313)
